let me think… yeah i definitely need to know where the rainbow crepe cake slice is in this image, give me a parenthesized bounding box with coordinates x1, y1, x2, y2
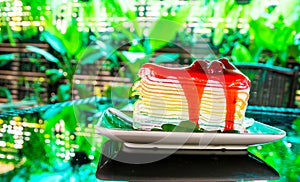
(130, 58, 251, 132)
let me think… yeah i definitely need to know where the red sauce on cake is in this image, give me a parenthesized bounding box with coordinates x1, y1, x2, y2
(140, 58, 250, 131)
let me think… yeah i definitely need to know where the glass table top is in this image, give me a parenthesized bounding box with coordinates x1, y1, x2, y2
(0, 101, 299, 182)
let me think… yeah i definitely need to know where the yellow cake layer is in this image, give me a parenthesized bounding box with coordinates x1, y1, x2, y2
(132, 74, 249, 131)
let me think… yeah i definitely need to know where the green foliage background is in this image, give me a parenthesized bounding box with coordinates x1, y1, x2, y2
(0, 0, 299, 181)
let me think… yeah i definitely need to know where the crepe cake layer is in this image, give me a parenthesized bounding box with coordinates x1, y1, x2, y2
(131, 58, 250, 132)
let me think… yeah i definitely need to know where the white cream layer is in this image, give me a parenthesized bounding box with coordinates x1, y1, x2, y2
(132, 73, 249, 132)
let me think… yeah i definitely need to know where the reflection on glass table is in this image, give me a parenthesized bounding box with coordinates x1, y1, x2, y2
(0, 98, 299, 181)
(96, 140, 279, 181)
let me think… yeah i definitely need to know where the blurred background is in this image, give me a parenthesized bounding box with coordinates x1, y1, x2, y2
(0, 0, 300, 181)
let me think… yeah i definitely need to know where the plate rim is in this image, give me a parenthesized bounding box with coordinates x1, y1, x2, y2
(96, 120, 286, 135)
(95, 120, 286, 147)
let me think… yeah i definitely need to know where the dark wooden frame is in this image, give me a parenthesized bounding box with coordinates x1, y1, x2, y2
(235, 63, 299, 108)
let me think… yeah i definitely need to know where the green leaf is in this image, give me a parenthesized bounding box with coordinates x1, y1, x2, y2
(47, 72, 63, 82)
(6, 24, 16, 47)
(211, 0, 234, 46)
(57, 83, 71, 102)
(0, 53, 14, 60)
(248, 44, 263, 62)
(0, 31, 2, 44)
(125, 10, 142, 37)
(26, 45, 59, 63)
(83, 1, 96, 20)
(288, 45, 299, 58)
(103, 0, 125, 17)
(76, 135, 93, 154)
(231, 43, 255, 63)
(154, 53, 180, 63)
(161, 124, 176, 131)
(151, 128, 163, 131)
(278, 51, 288, 66)
(29, 57, 40, 64)
(160, 120, 198, 132)
(149, 5, 191, 51)
(176, 120, 197, 132)
(225, 4, 240, 29)
(293, 117, 300, 134)
(103, 0, 140, 42)
(41, 31, 67, 55)
(62, 21, 83, 56)
(223, 130, 240, 133)
(0, 86, 12, 103)
(128, 43, 145, 53)
(178, 120, 196, 128)
(273, 26, 294, 52)
(213, 1, 227, 19)
(78, 46, 104, 65)
(0, 54, 14, 67)
(224, 0, 235, 15)
(45, 69, 63, 83)
(249, 19, 276, 51)
(212, 22, 225, 46)
(45, 69, 63, 76)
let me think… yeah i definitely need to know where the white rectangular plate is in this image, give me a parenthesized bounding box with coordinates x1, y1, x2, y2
(95, 120, 286, 149)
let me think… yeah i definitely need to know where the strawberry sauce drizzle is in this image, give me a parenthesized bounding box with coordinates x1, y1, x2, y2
(140, 58, 250, 130)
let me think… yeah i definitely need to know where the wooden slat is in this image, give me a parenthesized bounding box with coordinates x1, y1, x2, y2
(0, 37, 219, 104)
(0, 42, 50, 103)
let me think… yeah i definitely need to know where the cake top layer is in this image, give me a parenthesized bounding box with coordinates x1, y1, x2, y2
(138, 58, 250, 89)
